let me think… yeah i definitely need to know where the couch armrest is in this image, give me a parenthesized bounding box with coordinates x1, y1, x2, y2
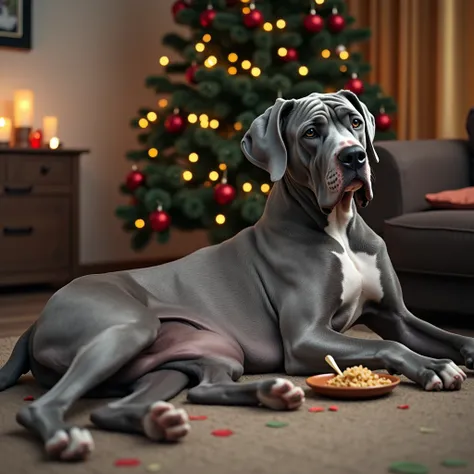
(359, 139, 471, 235)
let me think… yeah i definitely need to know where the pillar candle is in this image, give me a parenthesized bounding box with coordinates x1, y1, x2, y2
(43, 116, 58, 143)
(0, 117, 12, 143)
(13, 90, 34, 128)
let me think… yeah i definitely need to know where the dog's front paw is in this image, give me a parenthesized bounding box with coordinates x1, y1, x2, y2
(257, 378, 305, 410)
(419, 359, 467, 391)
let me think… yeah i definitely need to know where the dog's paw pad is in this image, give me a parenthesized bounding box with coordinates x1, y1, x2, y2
(45, 427, 94, 461)
(257, 378, 305, 411)
(143, 401, 190, 442)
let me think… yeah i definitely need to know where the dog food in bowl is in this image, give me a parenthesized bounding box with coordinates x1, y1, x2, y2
(326, 365, 392, 388)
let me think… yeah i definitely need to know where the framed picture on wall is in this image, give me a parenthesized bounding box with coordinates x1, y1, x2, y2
(0, 0, 32, 50)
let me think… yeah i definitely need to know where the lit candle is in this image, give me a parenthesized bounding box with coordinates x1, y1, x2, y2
(49, 137, 60, 150)
(13, 89, 34, 128)
(0, 117, 12, 143)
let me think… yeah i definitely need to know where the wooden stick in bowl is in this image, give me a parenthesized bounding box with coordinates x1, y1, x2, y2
(325, 355, 344, 377)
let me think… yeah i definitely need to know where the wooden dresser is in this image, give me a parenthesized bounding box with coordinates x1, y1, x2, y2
(0, 148, 88, 286)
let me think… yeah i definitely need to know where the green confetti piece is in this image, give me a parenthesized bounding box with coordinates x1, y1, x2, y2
(265, 421, 289, 428)
(441, 459, 468, 468)
(419, 427, 436, 434)
(389, 461, 429, 474)
(147, 463, 161, 472)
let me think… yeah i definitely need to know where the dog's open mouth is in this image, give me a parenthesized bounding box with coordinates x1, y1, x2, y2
(339, 179, 371, 210)
(321, 178, 373, 215)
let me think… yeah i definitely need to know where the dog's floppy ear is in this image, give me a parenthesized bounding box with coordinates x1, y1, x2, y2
(337, 89, 379, 164)
(241, 98, 294, 182)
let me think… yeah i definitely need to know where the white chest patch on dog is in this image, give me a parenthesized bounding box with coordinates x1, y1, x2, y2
(324, 204, 384, 332)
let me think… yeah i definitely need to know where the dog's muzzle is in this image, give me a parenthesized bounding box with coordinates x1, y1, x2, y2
(335, 145, 372, 210)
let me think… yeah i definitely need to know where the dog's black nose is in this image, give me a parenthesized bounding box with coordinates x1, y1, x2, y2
(337, 146, 366, 170)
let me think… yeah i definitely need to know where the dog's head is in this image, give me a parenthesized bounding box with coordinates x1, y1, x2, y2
(241, 90, 379, 214)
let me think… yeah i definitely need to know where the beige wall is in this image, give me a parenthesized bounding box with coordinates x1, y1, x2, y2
(0, 0, 208, 265)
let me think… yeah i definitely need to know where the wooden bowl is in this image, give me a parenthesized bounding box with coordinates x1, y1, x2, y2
(306, 373, 401, 400)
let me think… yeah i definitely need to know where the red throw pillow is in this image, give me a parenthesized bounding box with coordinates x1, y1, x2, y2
(425, 187, 474, 209)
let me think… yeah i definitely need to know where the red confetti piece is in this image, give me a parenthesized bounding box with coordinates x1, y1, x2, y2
(308, 406, 325, 413)
(328, 405, 339, 412)
(397, 404, 410, 410)
(211, 429, 234, 437)
(114, 458, 141, 467)
(189, 415, 208, 421)
(23, 395, 35, 401)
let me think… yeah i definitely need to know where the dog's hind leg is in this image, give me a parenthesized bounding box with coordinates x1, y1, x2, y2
(90, 369, 190, 441)
(161, 357, 305, 411)
(17, 320, 160, 461)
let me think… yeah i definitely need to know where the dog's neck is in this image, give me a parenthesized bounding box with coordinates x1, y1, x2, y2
(256, 175, 356, 236)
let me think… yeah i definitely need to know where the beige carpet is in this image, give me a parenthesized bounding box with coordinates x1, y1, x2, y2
(1, 327, 474, 474)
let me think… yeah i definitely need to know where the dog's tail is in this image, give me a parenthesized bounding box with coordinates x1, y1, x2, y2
(0, 323, 34, 392)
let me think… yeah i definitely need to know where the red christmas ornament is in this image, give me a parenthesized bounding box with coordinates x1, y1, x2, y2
(200, 6, 216, 28)
(327, 10, 345, 33)
(164, 113, 186, 134)
(375, 112, 392, 131)
(149, 208, 171, 232)
(171, 0, 187, 18)
(29, 129, 42, 148)
(214, 182, 236, 205)
(303, 11, 324, 33)
(185, 64, 199, 84)
(126, 166, 145, 191)
(281, 47, 299, 62)
(243, 8, 264, 28)
(345, 75, 364, 95)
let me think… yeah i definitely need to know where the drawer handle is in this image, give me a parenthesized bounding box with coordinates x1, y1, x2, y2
(4, 185, 33, 195)
(40, 165, 51, 175)
(3, 226, 34, 236)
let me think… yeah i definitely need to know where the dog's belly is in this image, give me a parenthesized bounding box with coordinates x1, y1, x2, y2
(109, 321, 246, 384)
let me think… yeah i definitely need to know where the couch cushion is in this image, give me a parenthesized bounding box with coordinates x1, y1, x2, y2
(425, 186, 474, 209)
(384, 210, 474, 277)
(466, 107, 474, 185)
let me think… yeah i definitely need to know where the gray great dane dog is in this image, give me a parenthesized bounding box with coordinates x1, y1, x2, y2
(1, 90, 473, 461)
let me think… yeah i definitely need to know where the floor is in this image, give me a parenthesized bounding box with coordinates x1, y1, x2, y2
(0, 285, 53, 337)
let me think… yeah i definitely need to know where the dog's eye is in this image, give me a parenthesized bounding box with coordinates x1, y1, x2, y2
(303, 127, 317, 138)
(351, 118, 362, 129)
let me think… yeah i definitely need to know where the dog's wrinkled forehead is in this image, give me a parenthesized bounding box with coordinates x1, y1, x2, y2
(285, 92, 360, 130)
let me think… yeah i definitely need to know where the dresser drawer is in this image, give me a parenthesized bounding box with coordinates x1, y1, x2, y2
(0, 157, 5, 183)
(0, 196, 70, 273)
(6, 155, 71, 186)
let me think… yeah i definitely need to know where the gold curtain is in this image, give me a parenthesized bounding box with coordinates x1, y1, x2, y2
(346, 0, 474, 140)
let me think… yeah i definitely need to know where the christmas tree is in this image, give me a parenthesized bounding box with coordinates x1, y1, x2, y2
(116, 0, 396, 250)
